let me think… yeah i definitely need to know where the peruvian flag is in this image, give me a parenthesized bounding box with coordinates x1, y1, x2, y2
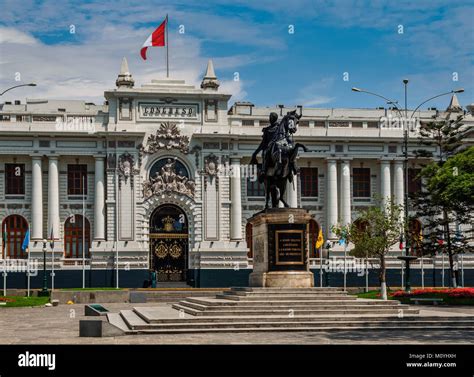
(399, 234, 404, 250)
(140, 16, 167, 60)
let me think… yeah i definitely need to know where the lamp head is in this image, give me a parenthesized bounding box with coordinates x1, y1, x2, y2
(28, 83, 37, 87)
(351, 87, 361, 92)
(403, 79, 409, 84)
(453, 88, 464, 93)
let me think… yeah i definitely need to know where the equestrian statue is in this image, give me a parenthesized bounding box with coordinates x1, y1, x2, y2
(250, 109, 308, 209)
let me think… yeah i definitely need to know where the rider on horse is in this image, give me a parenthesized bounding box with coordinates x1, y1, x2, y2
(250, 112, 296, 183)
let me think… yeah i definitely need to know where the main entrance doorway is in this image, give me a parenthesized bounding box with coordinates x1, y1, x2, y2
(149, 204, 188, 282)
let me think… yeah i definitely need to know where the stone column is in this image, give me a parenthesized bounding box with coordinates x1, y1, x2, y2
(326, 159, 338, 239)
(380, 160, 391, 210)
(341, 160, 351, 226)
(394, 160, 404, 221)
(47, 156, 60, 240)
(230, 157, 243, 240)
(94, 156, 105, 240)
(286, 173, 298, 208)
(31, 156, 43, 240)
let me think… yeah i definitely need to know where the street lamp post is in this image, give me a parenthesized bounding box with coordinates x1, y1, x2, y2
(0, 83, 37, 96)
(38, 239, 49, 297)
(324, 241, 332, 287)
(351, 84, 463, 292)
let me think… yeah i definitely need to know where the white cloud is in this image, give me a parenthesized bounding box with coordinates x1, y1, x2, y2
(0, 27, 38, 45)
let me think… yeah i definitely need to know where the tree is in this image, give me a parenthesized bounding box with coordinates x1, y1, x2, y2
(333, 200, 403, 300)
(413, 114, 472, 287)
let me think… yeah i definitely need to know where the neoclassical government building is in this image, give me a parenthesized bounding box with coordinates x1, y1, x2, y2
(0, 59, 472, 288)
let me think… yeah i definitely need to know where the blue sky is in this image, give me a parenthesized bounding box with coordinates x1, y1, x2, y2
(0, 0, 472, 110)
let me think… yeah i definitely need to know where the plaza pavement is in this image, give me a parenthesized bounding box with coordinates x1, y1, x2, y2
(1, 303, 474, 344)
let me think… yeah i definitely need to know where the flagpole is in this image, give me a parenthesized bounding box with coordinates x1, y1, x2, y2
(51, 233, 55, 291)
(166, 14, 169, 78)
(365, 252, 369, 293)
(27, 246, 30, 297)
(442, 252, 445, 287)
(319, 247, 322, 288)
(401, 258, 404, 290)
(421, 255, 424, 289)
(2, 222, 6, 296)
(115, 161, 119, 289)
(2, 269, 6, 297)
(82, 175, 85, 289)
(343, 243, 347, 291)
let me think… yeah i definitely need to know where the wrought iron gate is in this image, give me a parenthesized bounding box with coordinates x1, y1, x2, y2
(150, 233, 188, 282)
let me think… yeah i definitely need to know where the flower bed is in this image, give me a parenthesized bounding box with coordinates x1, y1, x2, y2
(0, 297, 16, 303)
(391, 288, 474, 298)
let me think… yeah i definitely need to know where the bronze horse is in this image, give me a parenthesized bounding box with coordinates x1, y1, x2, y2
(250, 110, 308, 208)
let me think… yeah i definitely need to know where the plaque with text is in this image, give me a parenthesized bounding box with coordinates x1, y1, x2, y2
(275, 230, 304, 265)
(138, 102, 199, 121)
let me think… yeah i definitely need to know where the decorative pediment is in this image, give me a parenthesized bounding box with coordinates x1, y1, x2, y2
(143, 157, 195, 199)
(140, 122, 190, 155)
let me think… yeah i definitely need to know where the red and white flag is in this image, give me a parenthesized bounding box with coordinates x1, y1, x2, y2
(140, 16, 167, 60)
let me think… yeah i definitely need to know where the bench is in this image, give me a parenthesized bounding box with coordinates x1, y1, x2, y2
(409, 298, 444, 305)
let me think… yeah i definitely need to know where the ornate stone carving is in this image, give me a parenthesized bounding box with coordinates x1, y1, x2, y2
(204, 154, 219, 177)
(118, 153, 137, 184)
(143, 157, 195, 199)
(201, 153, 220, 189)
(140, 122, 190, 155)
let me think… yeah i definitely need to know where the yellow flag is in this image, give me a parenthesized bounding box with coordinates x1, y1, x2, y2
(315, 227, 324, 249)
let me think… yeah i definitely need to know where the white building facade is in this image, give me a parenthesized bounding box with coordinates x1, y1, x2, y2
(0, 59, 472, 288)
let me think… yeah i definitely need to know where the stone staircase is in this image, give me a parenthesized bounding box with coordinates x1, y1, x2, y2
(106, 287, 474, 334)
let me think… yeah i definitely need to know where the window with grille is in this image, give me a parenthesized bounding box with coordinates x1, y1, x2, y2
(64, 215, 90, 258)
(353, 168, 371, 198)
(300, 167, 318, 197)
(67, 164, 87, 195)
(5, 163, 25, 195)
(242, 119, 254, 126)
(1, 215, 28, 259)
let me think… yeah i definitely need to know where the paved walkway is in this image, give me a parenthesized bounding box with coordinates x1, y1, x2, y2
(1, 303, 474, 344)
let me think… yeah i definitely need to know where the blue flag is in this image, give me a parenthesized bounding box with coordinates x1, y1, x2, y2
(338, 230, 347, 246)
(21, 228, 30, 252)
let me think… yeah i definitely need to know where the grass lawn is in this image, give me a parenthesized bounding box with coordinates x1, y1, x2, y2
(357, 289, 474, 305)
(0, 296, 50, 308)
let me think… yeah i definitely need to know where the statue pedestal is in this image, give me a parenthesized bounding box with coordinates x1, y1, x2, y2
(248, 208, 314, 288)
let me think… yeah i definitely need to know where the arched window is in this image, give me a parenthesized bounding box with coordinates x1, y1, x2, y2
(1, 215, 28, 259)
(308, 219, 319, 258)
(64, 215, 91, 258)
(246, 223, 253, 258)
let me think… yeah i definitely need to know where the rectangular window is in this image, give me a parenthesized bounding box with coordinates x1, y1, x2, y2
(247, 165, 265, 197)
(300, 168, 318, 197)
(367, 121, 379, 128)
(353, 168, 371, 198)
(242, 119, 254, 126)
(5, 164, 25, 195)
(67, 164, 88, 196)
(408, 168, 422, 194)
